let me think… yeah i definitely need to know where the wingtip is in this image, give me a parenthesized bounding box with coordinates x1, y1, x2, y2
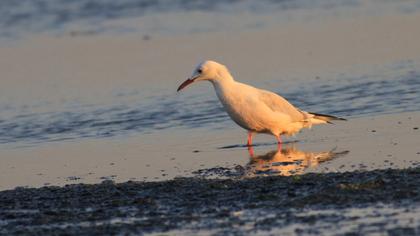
(309, 112, 347, 121)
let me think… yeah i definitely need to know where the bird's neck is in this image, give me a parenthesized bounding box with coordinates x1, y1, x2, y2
(211, 74, 236, 104)
(210, 73, 235, 90)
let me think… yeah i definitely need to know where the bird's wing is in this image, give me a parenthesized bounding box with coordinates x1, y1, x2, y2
(258, 90, 308, 122)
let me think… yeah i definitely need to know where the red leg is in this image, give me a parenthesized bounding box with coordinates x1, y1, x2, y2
(247, 145, 255, 157)
(276, 135, 283, 150)
(247, 132, 253, 147)
(276, 135, 283, 144)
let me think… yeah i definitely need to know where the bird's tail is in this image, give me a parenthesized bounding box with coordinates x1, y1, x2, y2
(309, 112, 347, 124)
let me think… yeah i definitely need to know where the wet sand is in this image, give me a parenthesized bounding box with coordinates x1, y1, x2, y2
(1, 111, 419, 190)
(1, 168, 420, 235)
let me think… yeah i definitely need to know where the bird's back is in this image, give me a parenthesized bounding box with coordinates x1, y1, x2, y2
(257, 89, 308, 122)
(214, 81, 310, 135)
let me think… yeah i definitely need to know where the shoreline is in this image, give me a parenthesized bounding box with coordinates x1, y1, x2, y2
(1, 167, 420, 235)
(1, 111, 419, 191)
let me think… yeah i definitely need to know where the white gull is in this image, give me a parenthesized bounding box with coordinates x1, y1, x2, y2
(177, 60, 345, 146)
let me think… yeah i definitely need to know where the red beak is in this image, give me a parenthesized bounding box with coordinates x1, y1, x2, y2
(177, 78, 195, 92)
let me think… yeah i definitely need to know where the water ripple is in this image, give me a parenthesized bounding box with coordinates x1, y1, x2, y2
(287, 71, 420, 117)
(0, 70, 419, 145)
(1, 0, 414, 39)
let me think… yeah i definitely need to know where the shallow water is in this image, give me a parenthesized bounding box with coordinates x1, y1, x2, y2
(1, 0, 420, 146)
(0, 62, 419, 146)
(0, 0, 420, 190)
(0, 0, 408, 39)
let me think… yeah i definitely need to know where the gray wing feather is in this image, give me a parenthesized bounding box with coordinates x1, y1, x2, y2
(258, 91, 308, 122)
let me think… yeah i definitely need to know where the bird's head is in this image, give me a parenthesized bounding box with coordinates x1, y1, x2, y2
(177, 60, 233, 92)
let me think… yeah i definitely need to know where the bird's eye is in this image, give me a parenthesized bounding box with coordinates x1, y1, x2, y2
(197, 69, 202, 74)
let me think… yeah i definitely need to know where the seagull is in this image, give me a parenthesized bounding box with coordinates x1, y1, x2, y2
(177, 60, 346, 146)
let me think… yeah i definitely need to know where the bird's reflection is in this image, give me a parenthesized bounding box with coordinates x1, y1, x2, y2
(245, 145, 348, 177)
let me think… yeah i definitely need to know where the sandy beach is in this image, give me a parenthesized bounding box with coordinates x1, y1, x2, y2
(1, 0, 420, 235)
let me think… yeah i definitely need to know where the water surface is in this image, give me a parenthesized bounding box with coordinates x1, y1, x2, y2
(0, 0, 419, 190)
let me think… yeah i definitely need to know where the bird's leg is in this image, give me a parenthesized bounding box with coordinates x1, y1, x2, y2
(276, 135, 283, 151)
(276, 135, 283, 144)
(247, 145, 255, 157)
(247, 132, 253, 147)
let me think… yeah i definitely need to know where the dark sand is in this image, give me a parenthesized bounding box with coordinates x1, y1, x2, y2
(1, 168, 420, 235)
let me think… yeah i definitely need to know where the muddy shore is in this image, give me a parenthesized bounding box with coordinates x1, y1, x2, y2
(1, 167, 420, 235)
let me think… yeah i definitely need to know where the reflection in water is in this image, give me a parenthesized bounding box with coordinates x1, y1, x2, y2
(245, 145, 349, 177)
